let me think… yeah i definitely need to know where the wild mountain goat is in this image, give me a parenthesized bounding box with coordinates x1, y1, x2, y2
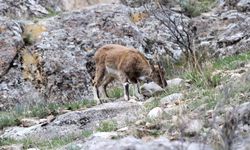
(92, 44, 167, 104)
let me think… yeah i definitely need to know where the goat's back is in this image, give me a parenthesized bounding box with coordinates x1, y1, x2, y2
(94, 44, 151, 82)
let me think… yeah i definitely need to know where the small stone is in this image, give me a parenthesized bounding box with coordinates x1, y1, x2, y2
(184, 119, 204, 136)
(145, 122, 161, 129)
(20, 118, 39, 127)
(167, 78, 185, 88)
(60, 109, 72, 114)
(206, 109, 214, 118)
(39, 119, 47, 124)
(46, 115, 55, 123)
(0, 144, 23, 150)
(160, 93, 184, 107)
(91, 132, 118, 139)
(135, 120, 146, 126)
(141, 82, 163, 97)
(117, 127, 128, 132)
(147, 107, 163, 119)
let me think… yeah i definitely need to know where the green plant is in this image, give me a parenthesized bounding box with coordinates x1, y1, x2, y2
(144, 98, 160, 111)
(0, 113, 20, 129)
(179, 0, 217, 17)
(108, 87, 124, 99)
(213, 52, 250, 70)
(82, 130, 93, 138)
(0, 135, 78, 149)
(97, 120, 118, 132)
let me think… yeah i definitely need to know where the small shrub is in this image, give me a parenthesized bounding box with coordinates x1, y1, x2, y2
(82, 130, 93, 138)
(97, 120, 118, 132)
(0, 114, 20, 129)
(183, 67, 222, 88)
(179, 0, 217, 17)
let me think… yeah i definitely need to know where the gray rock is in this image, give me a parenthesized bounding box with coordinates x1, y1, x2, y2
(187, 143, 213, 150)
(20, 118, 40, 127)
(232, 136, 250, 150)
(160, 93, 184, 107)
(147, 107, 163, 119)
(0, 144, 23, 150)
(193, 9, 250, 57)
(0, 17, 23, 78)
(0, 0, 49, 18)
(26, 148, 40, 150)
(57, 0, 119, 11)
(141, 82, 163, 97)
(91, 132, 118, 139)
(167, 78, 185, 88)
(1, 101, 142, 141)
(0, 0, 120, 19)
(237, 0, 250, 12)
(120, 0, 145, 7)
(236, 102, 250, 125)
(59, 136, 213, 150)
(184, 119, 204, 136)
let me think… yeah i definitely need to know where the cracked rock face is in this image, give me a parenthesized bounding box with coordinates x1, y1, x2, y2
(193, 7, 250, 57)
(0, 0, 120, 19)
(0, 17, 24, 77)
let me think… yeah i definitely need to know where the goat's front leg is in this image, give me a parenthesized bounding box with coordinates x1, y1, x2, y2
(123, 82, 129, 101)
(93, 86, 101, 104)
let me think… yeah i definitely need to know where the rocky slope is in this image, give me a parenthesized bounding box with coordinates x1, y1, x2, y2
(0, 0, 250, 149)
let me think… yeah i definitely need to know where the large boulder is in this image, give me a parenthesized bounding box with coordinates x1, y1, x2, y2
(60, 136, 213, 150)
(0, 17, 23, 77)
(193, 9, 250, 57)
(0, 101, 143, 141)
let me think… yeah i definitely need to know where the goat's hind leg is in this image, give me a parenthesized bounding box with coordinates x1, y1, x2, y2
(100, 76, 114, 102)
(93, 65, 105, 104)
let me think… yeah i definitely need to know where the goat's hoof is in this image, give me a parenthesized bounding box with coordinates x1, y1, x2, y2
(95, 99, 102, 105)
(128, 99, 137, 103)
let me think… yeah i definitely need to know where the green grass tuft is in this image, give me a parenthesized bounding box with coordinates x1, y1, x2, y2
(108, 87, 124, 99)
(82, 130, 93, 138)
(0, 100, 96, 129)
(213, 52, 250, 70)
(97, 120, 118, 132)
(0, 135, 78, 149)
(179, 0, 217, 17)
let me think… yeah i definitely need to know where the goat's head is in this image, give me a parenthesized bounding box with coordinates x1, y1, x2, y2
(148, 60, 167, 88)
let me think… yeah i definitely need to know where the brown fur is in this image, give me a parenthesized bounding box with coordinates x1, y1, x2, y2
(93, 44, 166, 103)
